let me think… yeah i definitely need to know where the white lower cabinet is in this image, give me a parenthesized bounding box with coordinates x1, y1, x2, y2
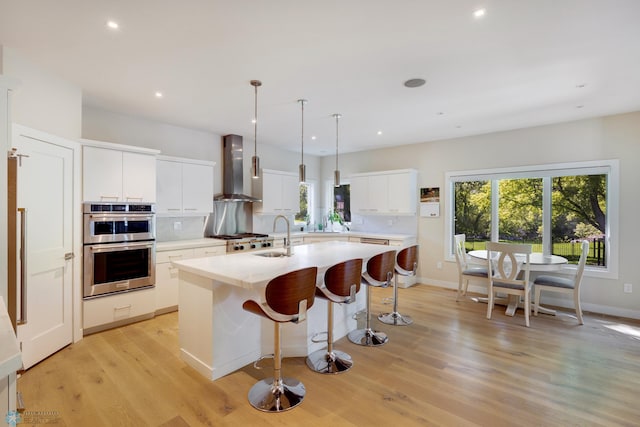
(83, 288, 156, 334)
(155, 244, 226, 314)
(156, 248, 194, 314)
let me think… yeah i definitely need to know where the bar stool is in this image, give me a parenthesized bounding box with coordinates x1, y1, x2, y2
(306, 258, 364, 374)
(242, 266, 318, 412)
(379, 245, 418, 326)
(348, 250, 396, 347)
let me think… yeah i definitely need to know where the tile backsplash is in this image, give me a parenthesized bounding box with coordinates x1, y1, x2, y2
(157, 216, 206, 241)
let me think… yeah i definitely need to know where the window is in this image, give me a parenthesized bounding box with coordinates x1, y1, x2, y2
(333, 184, 351, 223)
(446, 160, 618, 278)
(295, 182, 313, 226)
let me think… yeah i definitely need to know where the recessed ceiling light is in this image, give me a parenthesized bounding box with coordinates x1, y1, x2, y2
(473, 9, 486, 18)
(404, 78, 426, 88)
(576, 105, 585, 109)
(155, 91, 163, 98)
(377, 130, 382, 135)
(251, 118, 256, 124)
(311, 136, 317, 140)
(106, 20, 119, 30)
(456, 125, 462, 129)
(576, 83, 587, 89)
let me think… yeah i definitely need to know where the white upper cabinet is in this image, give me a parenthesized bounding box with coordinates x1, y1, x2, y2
(156, 156, 215, 215)
(350, 169, 417, 215)
(82, 144, 158, 203)
(253, 169, 299, 214)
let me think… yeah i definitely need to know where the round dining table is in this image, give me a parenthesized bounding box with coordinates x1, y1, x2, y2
(467, 250, 568, 316)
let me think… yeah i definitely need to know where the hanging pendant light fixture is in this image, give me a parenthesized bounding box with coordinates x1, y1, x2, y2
(298, 99, 308, 183)
(250, 80, 262, 179)
(333, 113, 342, 187)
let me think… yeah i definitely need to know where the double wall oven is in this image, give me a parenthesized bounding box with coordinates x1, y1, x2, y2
(83, 202, 156, 299)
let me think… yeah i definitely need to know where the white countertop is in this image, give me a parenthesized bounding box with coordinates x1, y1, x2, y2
(159, 231, 415, 252)
(0, 296, 22, 378)
(171, 241, 394, 289)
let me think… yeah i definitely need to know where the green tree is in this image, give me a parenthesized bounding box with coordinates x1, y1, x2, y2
(552, 175, 606, 235)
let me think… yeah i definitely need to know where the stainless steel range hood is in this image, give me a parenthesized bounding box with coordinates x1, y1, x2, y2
(214, 134, 261, 202)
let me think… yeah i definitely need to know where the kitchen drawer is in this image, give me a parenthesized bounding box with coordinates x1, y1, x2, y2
(193, 245, 226, 258)
(157, 248, 194, 264)
(83, 288, 156, 333)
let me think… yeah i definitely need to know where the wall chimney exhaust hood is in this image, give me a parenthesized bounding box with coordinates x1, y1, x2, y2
(214, 134, 261, 202)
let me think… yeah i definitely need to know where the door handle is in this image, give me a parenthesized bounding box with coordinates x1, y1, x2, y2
(17, 208, 27, 326)
(65, 252, 75, 260)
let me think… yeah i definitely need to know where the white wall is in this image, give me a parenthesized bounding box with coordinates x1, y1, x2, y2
(1, 47, 81, 139)
(322, 112, 640, 318)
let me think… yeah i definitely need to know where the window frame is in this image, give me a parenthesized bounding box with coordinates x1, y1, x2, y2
(294, 179, 315, 226)
(445, 159, 619, 279)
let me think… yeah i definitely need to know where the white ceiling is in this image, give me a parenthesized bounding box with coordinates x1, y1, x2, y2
(1, 0, 640, 156)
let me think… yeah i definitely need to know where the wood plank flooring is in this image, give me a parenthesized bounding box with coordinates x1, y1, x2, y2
(17, 285, 640, 426)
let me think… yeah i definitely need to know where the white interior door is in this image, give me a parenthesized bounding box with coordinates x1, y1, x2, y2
(15, 131, 73, 369)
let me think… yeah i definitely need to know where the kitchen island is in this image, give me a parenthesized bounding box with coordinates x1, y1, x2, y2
(171, 241, 395, 380)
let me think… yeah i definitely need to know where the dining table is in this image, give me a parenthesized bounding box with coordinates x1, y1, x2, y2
(467, 249, 568, 316)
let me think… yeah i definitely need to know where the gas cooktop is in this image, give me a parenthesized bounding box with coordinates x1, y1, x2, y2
(211, 233, 269, 240)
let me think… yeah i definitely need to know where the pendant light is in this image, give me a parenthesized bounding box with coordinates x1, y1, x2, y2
(333, 113, 342, 187)
(298, 99, 308, 183)
(250, 80, 262, 179)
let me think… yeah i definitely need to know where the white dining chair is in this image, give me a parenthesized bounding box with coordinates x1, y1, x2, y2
(533, 240, 590, 325)
(486, 241, 533, 327)
(454, 234, 489, 301)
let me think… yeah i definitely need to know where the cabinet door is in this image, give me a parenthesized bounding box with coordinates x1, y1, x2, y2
(182, 163, 214, 214)
(350, 175, 369, 213)
(156, 160, 182, 214)
(83, 146, 123, 202)
(368, 174, 389, 213)
(260, 172, 281, 213)
(280, 173, 300, 213)
(387, 172, 416, 214)
(122, 151, 156, 202)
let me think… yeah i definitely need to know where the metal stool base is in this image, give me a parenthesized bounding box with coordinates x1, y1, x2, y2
(306, 349, 353, 374)
(248, 377, 306, 412)
(378, 311, 413, 326)
(348, 328, 388, 346)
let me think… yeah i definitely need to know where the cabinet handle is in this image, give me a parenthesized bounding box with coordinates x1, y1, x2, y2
(184, 208, 198, 211)
(168, 255, 183, 259)
(114, 305, 132, 311)
(167, 208, 181, 211)
(100, 195, 119, 201)
(126, 196, 143, 201)
(17, 208, 27, 326)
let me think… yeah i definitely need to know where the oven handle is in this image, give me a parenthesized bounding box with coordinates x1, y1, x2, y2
(87, 213, 156, 221)
(87, 240, 156, 253)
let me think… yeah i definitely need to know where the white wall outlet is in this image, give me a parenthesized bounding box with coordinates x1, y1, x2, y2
(624, 283, 633, 293)
(173, 221, 182, 231)
(437, 261, 443, 269)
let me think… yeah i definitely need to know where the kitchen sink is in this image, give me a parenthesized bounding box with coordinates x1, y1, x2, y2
(254, 251, 287, 258)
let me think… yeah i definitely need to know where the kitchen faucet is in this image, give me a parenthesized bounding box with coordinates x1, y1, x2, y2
(273, 215, 292, 256)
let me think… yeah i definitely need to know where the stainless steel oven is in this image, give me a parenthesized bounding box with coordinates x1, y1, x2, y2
(83, 202, 156, 299)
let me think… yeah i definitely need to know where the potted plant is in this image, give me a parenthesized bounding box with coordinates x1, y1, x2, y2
(328, 209, 343, 232)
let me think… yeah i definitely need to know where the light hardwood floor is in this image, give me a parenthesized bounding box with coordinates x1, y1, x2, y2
(17, 285, 640, 426)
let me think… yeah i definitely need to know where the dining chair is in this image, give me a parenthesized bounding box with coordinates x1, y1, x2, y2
(242, 266, 318, 412)
(454, 234, 489, 301)
(534, 240, 589, 324)
(486, 241, 533, 327)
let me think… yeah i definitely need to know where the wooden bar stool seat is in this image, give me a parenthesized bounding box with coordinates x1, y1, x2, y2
(242, 266, 318, 412)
